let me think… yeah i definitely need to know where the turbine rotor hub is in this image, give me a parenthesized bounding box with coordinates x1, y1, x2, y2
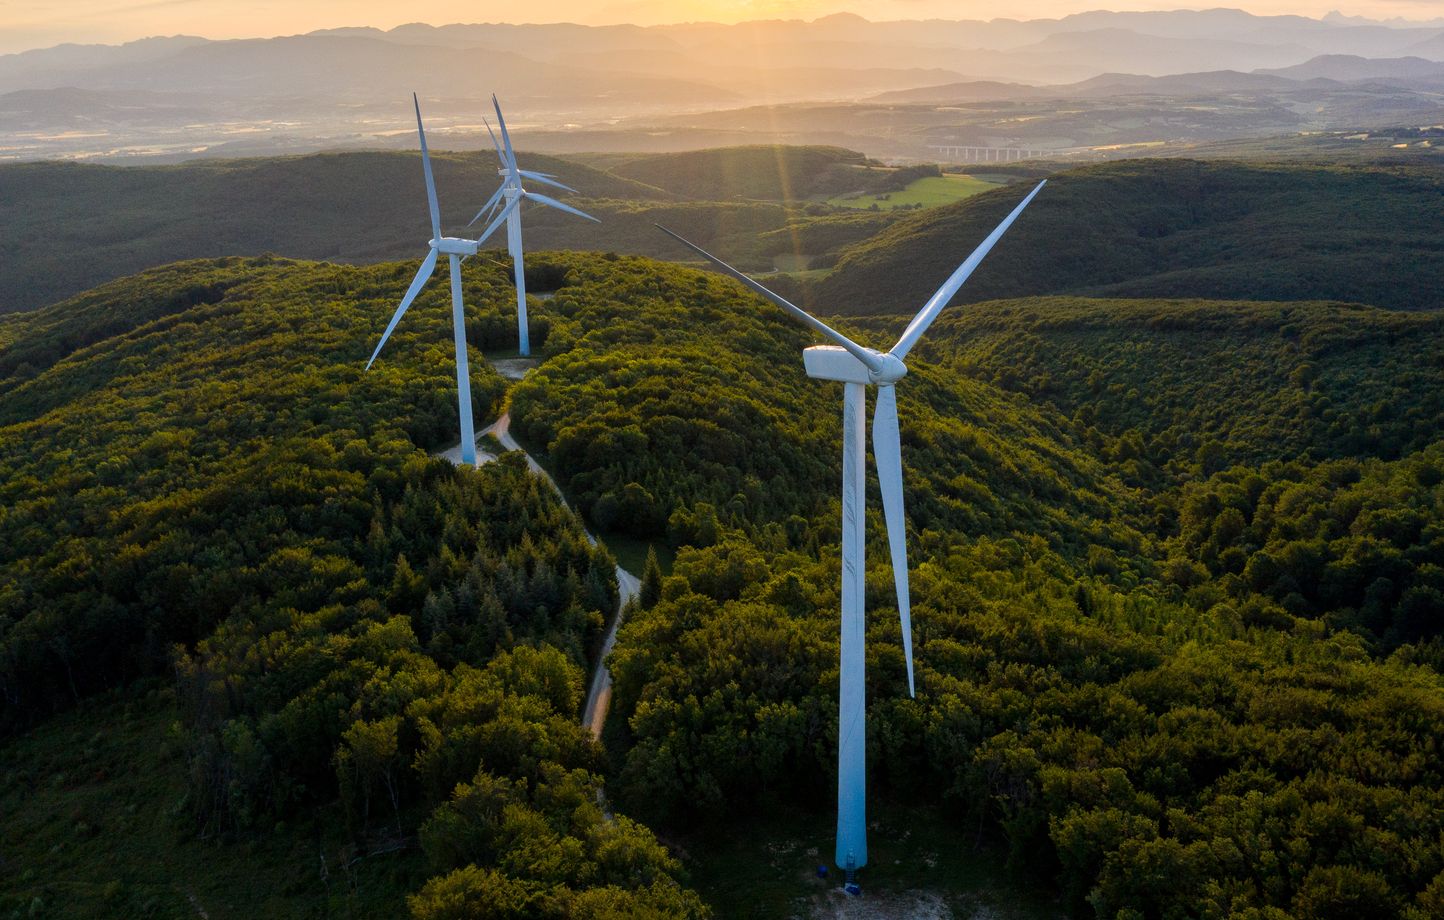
(869, 352, 908, 385)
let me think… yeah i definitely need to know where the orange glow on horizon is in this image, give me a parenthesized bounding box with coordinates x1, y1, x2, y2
(2, 1, 1441, 55)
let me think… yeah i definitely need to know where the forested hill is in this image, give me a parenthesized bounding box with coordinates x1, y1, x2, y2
(854, 296, 1444, 470)
(0, 151, 667, 313)
(10, 152, 1440, 322)
(0, 144, 881, 314)
(2, 251, 1443, 917)
(605, 145, 869, 200)
(808, 158, 1444, 313)
(0, 256, 705, 917)
(507, 252, 1444, 917)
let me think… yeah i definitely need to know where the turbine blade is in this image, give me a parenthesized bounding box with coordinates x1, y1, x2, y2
(890, 179, 1046, 361)
(653, 224, 884, 375)
(491, 94, 518, 172)
(414, 93, 442, 241)
(467, 184, 507, 228)
(483, 117, 505, 167)
(475, 195, 523, 246)
(366, 249, 439, 369)
(523, 190, 599, 223)
(519, 169, 578, 194)
(873, 386, 915, 697)
(483, 188, 505, 225)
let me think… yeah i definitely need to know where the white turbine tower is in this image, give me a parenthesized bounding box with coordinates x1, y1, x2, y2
(468, 95, 599, 357)
(656, 179, 1045, 878)
(366, 94, 516, 466)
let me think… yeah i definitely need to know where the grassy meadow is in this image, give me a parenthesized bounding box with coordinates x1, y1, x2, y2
(826, 173, 1003, 210)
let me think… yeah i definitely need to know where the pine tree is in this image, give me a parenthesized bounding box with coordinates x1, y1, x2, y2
(639, 546, 663, 608)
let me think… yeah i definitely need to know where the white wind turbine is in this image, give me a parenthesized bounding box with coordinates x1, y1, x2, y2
(366, 94, 516, 466)
(656, 179, 1046, 877)
(468, 95, 599, 357)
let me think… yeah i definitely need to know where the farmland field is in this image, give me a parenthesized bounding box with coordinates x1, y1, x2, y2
(825, 173, 1004, 210)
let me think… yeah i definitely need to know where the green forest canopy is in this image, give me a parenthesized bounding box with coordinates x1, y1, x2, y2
(514, 252, 1444, 919)
(1, 250, 1441, 918)
(0, 256, 703, 917)
(0, 145, 887, 313)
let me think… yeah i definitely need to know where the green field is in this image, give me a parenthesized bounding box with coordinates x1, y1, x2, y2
(826, 174, 1002, 210)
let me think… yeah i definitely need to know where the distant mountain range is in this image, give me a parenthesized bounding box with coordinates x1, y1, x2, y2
(1, 10, 1441, 162)
(1258, 53, 1444, 82)
(872, 54, 1444, 104)
(1408, 30, 1444, 57)
(6, 11, 1441, 101)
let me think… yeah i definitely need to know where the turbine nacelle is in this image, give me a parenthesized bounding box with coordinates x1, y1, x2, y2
(804, 346, 907, 386)
(431, 237, 481, 256)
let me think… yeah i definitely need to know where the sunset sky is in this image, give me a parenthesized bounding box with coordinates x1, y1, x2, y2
(2, 1, 1442, 54)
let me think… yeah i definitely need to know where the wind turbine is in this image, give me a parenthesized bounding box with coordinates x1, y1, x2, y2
(366, 94, 516, 466)
(468, 95, 599, 357)
(655, 179, 1046, 878)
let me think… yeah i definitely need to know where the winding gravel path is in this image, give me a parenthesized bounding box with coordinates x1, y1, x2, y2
(440, 408, 638, 740)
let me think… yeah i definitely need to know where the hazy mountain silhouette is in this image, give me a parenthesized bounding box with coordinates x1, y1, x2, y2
(868, 81, 1048, 104)
(1013, 28, 1311, 75)
(5, 10, 1441, 97)
(0, 35, 206, 88)
(1257, 54, 1444, 81)
(1403, 30, 1444, 58)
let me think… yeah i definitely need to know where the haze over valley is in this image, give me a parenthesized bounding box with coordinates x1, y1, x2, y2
(4, 9, 1444, 162)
